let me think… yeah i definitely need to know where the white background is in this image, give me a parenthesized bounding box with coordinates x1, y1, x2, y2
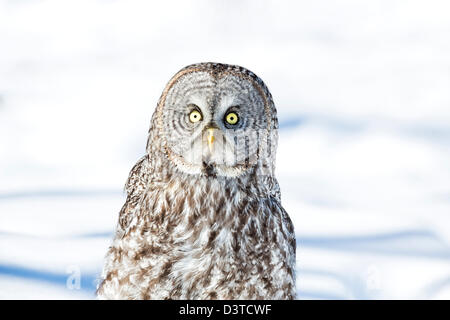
(1, 0, 449, 299)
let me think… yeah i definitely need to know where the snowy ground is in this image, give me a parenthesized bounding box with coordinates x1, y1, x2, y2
(1, 0, 450, 299)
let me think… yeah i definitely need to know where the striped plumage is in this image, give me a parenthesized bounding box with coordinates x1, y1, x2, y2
(97, 63, 296, 299)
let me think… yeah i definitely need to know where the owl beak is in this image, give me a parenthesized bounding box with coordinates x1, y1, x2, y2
(207, 128, 216, 152)
(207, 128, 215, 153)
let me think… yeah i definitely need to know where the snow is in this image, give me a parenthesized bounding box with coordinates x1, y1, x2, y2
(1, 0, 450, 299)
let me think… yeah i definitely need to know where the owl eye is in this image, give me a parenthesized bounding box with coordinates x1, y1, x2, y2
(225, 112, 239, 125)
(189, 109, 202, 123)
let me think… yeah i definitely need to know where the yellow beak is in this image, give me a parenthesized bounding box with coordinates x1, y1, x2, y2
(207, 128, 215, 153)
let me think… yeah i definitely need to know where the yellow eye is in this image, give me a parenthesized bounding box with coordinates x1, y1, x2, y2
(189, 110, 202, 123)
(225, 112, 239, 125)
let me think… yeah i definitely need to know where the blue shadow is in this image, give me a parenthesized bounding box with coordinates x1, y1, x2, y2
(0, 263, 99, 294)
(298, 229, 450, 259)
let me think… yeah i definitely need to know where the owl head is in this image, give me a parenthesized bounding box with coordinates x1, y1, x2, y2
(148, 63, 278, 178)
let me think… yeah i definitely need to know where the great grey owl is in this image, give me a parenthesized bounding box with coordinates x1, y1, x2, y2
(97, 62, 296, 299)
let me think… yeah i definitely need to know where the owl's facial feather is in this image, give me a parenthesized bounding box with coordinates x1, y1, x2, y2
(161, 69, 270, 177)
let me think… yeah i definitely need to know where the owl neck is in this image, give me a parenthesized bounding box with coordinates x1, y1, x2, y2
(165, 159, 277, 197)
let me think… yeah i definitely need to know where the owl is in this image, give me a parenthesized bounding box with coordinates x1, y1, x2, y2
(97, 62, 296, 300)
